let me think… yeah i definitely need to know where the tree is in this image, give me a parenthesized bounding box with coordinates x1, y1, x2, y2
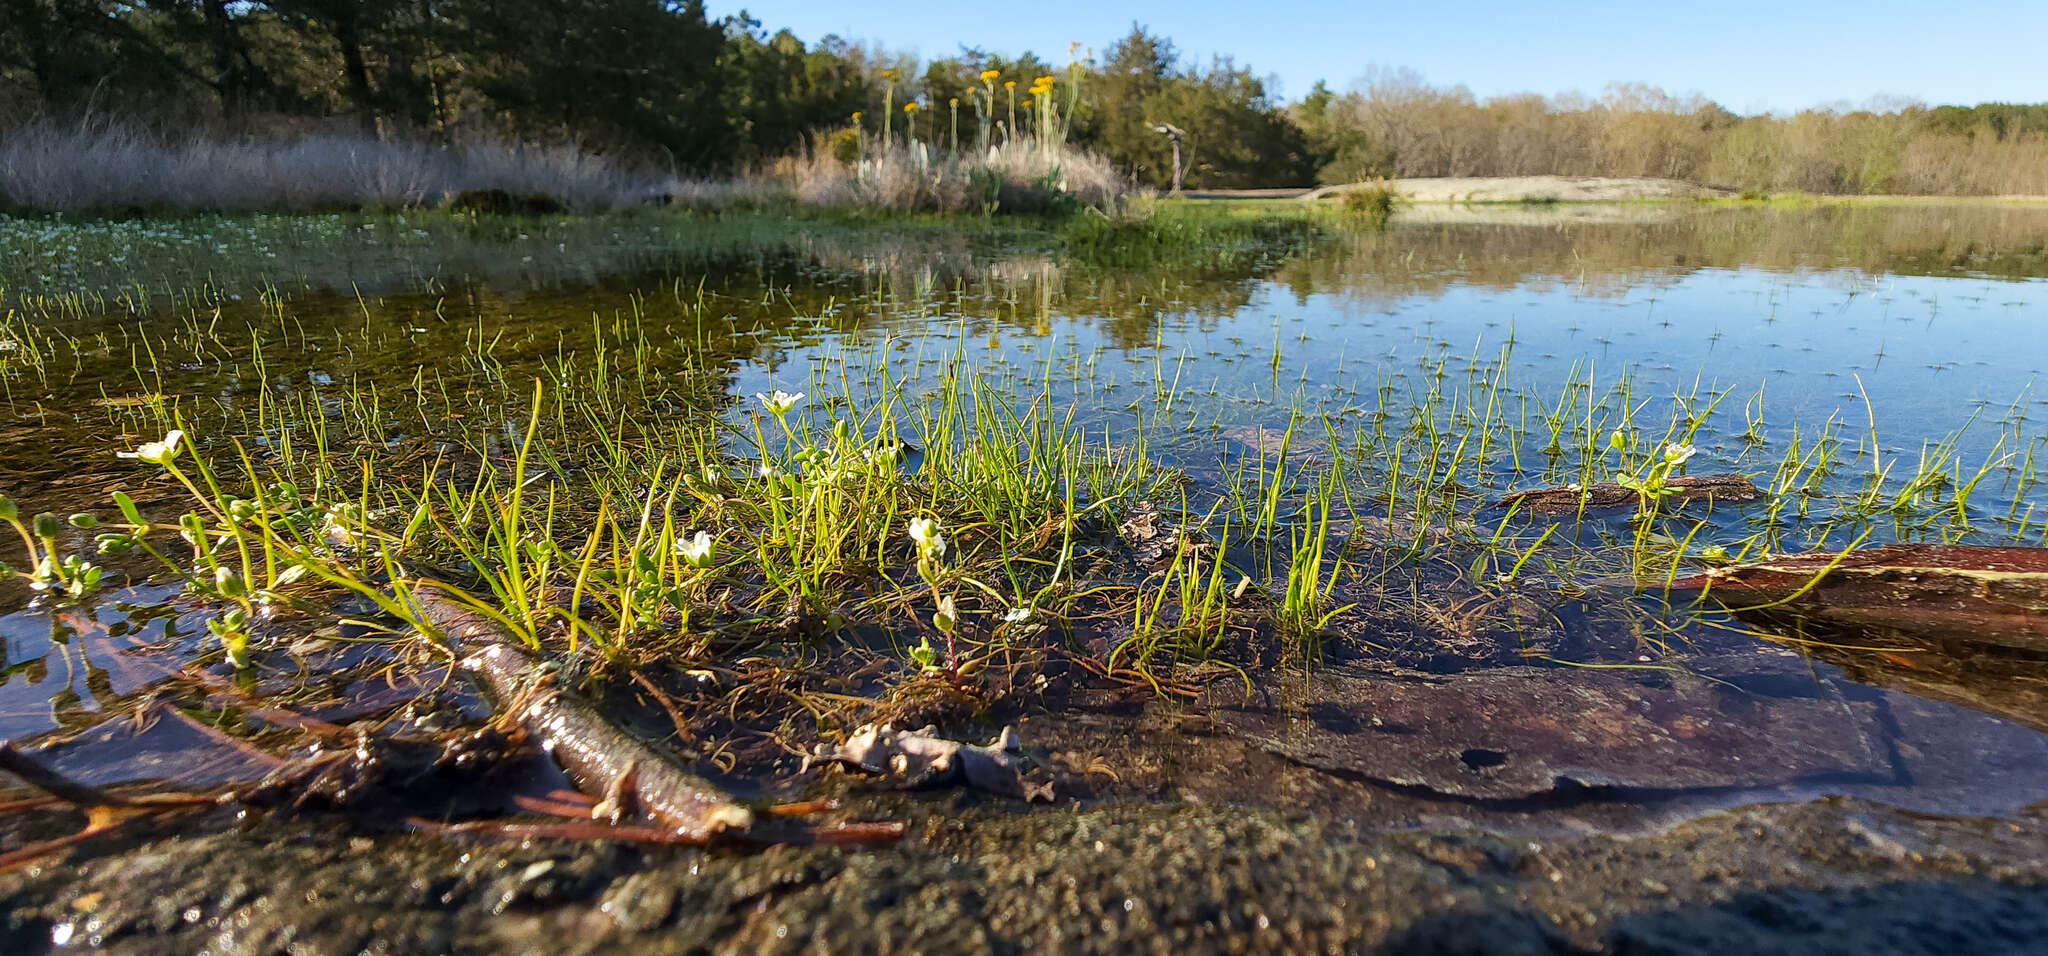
(460, 0, 732, 164)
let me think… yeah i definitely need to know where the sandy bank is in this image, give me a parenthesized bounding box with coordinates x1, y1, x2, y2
(1193, 177, 2048, 204)
(1183, 177, 1729, 202)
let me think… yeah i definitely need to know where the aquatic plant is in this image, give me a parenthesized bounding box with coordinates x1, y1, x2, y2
(7, 204, 2048, 703)
(0, 500, 104, 601)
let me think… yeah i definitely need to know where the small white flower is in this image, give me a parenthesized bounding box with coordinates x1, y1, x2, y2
(755, 390, 806, 415)
(322, 503, 362, 547)
(908, 517, 946, 560)
(1662, 443, 1697, 467)
(677, 530, 715, 569)
(1001, 606, 1033, 625)
(119, 429, 185, 465)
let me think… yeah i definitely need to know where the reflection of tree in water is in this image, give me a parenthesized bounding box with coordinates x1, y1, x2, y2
(1273, 204, 2048, 309)
(682, 205, 2048, 344)
(797, 242, 1293, 349)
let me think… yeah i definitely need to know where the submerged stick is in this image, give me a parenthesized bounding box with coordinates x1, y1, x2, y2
(0, 744, 133, 808)
(0, 745, 216, 872)
(411, 588, 755, 839)
(1494, 473, 1761, 514)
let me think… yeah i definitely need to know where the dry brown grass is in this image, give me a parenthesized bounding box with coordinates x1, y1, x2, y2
(0, 121, 748, 212)
(0, 122, 1129, 215)
(786, 138, 1128, 214)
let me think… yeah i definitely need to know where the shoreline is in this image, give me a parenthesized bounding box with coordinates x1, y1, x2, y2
(1186, 176, 2048, 205)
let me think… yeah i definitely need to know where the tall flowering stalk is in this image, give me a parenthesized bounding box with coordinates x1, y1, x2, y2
(1029, 74, 1057, 159)
(1064, 48, 1087, 143)
(881, 69, 900, 142)
(978, 69, 1000, 151)
(1004, 80, 1017, 145)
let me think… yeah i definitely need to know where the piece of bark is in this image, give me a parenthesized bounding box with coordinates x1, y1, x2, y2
(1669, 544, 2048, 651)
(1494, 473, 1761, 514)
(812, 724, 1057, 802)
(413, 589, 755, 839)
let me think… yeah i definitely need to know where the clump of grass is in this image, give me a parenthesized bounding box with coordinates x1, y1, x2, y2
(1338, 181, 1397, 221)
(84, 326, 1179, 683)
(1057, 204, 1328, 268)
(1111, 524, 1240, 689)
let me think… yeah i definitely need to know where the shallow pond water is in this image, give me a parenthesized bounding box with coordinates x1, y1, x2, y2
(4, 202, 2048, 831)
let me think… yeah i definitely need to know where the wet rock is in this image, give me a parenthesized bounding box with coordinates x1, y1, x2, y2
(25, 710, 277, 790)
(1218, 424, 1316, 460)
(1740, 617, 2048, 734)
(1871, 690, 2048, 815)
(7, 799, 2048, 954)
(1207, 664, 1892, 799)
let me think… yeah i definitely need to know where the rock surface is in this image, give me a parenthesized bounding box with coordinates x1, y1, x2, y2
(3, 797, 2046, 954)
(1206, 664, 1892, 799)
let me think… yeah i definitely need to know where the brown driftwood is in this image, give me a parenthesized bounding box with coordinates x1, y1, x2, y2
(1669, 544, 2048, 651)
(412, 588, 756, 839)
(1494, 473, 1761, 514)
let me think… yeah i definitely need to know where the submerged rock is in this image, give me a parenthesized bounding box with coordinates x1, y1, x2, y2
(1208, 664, 1892, 799)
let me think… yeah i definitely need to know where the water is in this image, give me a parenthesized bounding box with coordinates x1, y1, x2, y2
(4, 202, 2048, 826)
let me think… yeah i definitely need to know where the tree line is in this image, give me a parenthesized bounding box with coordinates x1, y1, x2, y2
(1291, 69, 2048, 195)
(3, 4, 2044, 194)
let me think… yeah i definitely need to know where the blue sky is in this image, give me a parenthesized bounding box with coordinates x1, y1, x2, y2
(715, 0, 2047, 113)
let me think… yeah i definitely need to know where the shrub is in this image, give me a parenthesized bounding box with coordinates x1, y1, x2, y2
(1338, 181, 1396, 220)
